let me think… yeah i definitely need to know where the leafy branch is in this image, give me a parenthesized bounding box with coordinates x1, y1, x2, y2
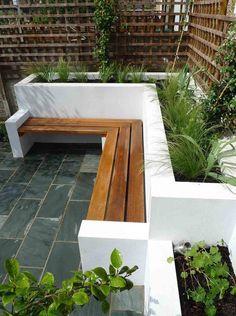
(0, 249, 138, 316)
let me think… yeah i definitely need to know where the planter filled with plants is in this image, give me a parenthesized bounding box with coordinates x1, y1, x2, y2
(168, 241, 236, 316)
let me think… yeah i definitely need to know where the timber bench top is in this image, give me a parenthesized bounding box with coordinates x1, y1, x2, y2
(18, 117, 145, 223)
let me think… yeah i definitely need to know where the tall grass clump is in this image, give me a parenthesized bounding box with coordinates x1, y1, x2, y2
(27, 63, 55, 82)
(57, 57, 70, 82)
(74, 63, 88, 83)
(158, 66, 236, 184)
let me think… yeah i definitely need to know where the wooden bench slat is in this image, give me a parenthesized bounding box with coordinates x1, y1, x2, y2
(24, 117, 134, 127)
(105, 126, 130, 221)
(126, 121, 145, 222)
(18, 125, 109, 136)
(86, 128, 119, 221)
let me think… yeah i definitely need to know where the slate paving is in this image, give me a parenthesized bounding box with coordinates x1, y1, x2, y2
(0, 142, 144, 316)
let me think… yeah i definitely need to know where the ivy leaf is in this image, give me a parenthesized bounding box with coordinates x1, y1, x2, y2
(101, 300, 110, 313)
(41, 272, 54, 288)
(2, 294, 15, 306)
(167, 257, 174, 264)
(93, 267, 109, 281)
(110, 277, 126, 288)
(73, 291, 89, 305)
(110, 249, 123, 269)
(4, 258, 19, 280)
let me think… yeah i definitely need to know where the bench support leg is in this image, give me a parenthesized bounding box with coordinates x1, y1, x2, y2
(5, 109, 33, 158)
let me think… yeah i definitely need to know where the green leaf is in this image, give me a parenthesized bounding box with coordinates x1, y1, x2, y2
(22, 271, 38, 283)
(91, 286, 106, 301)
(4, 258, 19, 280)
(73, 291, 90, 305)
(62, 279, 73, 291)
(127, 265, 139, 275)
(118, 266, 129, 274)
(125, 279, 133, 290)
(205, 305, 217, 316)
(0, 285, 13, 293)
(14, 301, 25, 313)
(93, 267, 108, 281)
(100, 285, 110, 297)
(2, 294, 15, 306)
(180, 271, 188, 279)
(231, 286, 236, 296)
(110, 249, 123, 269)
(110, 277, 126, 288)
(41, 272, 54, 287)
(39, 311, 47, 316)
(101, 300, 110, 313)
(109, 264, 116, 275)
(167, 257, 174, 264)
(15, 274, 30, 290)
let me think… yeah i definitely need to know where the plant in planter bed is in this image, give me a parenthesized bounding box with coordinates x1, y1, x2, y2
(0, 249, 138, 316)
(168, 241, 236, 316)
(157, 66, 236, 185)
(0, 122, 8, 142)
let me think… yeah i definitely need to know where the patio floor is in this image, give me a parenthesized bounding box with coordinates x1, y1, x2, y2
(0, 142, 144, 316)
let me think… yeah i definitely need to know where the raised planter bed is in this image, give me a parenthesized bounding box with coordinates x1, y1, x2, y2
(6, 72, 236, 316)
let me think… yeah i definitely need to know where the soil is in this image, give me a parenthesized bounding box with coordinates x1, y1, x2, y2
(174, 246, 236, 316)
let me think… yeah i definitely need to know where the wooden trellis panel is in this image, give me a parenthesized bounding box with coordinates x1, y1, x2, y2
(187, 0, 235, 89)
(0, 0, 189, 71)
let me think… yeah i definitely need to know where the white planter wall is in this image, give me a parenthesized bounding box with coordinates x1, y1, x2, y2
(7, 73, 236, 316)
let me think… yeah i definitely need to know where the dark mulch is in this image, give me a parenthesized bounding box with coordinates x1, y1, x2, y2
(175, 246, 236, 316)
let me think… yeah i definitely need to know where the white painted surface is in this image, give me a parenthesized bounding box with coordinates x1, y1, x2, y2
(79, 220, 149, 285)
(5, 109, 33, 158)
(148, 240, 181, 316)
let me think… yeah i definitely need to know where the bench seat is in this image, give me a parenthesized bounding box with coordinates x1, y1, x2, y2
(18, 118, 145, 223)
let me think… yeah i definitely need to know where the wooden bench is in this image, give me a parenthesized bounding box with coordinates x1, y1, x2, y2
(18, 118, 145, 223)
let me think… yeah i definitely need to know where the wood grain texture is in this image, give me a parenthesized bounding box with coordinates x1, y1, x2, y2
(17, 116, 146, 223)
(105, 126, 131, 221)
(86, 129, 118, 221)
(126, 120, 145, 223)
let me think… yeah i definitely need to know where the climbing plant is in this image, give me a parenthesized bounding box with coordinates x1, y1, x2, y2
(203, 21, 236, 132)
(94, 0, 119, 70)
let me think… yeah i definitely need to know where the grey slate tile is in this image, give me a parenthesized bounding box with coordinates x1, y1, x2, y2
(37, 184, 72, 218)
(111, 312, 143, 316)
(20, 267, 43, 280)
(0, 183, 26, 215)
(0, 199, 41, 238)
(9, 159, 42, 184)
(57, 201, 88, 242)
(111, 287, 144, 313)
(17, 218, 59, 267)
(72, 173, 97, 201)
(45, 242, 80, 286)
(54, 161, 82, 185)
(0, 216, 7, 229)
(70, 297, 108, 316)
(0, 157, 23, 170)
(0, 239, 22, 283)
(80, 154, 100, 173)
(0, 169, 15, 184)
